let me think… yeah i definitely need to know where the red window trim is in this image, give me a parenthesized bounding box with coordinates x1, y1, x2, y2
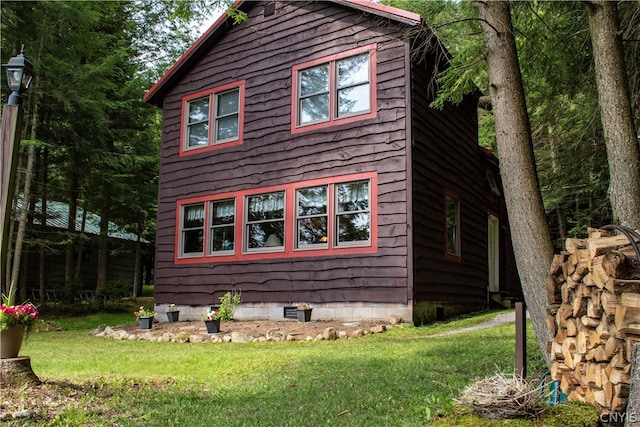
(291, 44, 377, 135)
(444, 188, 462, 262)
(174, 172, 378, 264)
(179, 80, 245, 157)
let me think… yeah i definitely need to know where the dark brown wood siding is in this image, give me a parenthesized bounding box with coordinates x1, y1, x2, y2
(411, 56, 489, 306)
(155, 1, 411, 306)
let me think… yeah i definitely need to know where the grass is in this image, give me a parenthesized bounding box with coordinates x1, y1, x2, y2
(6, 309, 600, 426)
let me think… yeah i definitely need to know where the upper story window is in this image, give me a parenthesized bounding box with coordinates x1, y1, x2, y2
(292, 45, 377, 134)
(445, 190, 461, 260)
(181, 80, 245, 156)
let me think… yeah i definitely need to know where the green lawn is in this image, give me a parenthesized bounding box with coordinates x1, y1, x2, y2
(6, 310, 599, 426)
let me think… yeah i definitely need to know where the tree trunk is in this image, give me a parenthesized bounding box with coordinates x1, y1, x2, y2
(0, 357, 40, 388)
(38, 146, 48, 303)
(64, 152, 79, 299)
(9, 146, 36, 301)
(586, 0, 640, 229)
(133, 225, 141, 298)
(95, 182, 111, 297)
(476, 0, 554, 368)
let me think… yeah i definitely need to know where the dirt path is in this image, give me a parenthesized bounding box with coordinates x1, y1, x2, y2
(429, 311, 521, 337)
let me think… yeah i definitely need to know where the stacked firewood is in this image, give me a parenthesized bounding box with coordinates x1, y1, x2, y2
(547, 227, 640, 413)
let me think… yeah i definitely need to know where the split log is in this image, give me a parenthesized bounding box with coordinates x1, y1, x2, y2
(567, 318, 579, 337)
(615, 305, 640, 331)
(566, 238, 587, 254)
(601, 292, 618, 317)
(588, 233, 640, 259)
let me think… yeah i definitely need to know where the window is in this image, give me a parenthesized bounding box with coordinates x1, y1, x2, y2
(186, 98, 209, 148)
(445, 192, 460, 258)
(336, 180, 370, 246)
(181, 203, 205, 257)
(296, 186, 328, 248)
(181, 81, 245, 155)
(245, 191, 285, 252)
(214, 88, 240, 142)
(292, 45, 376, 133)
(174, 173, 377, 263)
(209, 199, 235, 254)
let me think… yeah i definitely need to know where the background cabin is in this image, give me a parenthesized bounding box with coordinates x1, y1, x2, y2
(144, 0, 521, 323)
(22, 198, 151, 302)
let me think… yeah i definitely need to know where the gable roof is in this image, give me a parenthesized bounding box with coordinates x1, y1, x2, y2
(144, 0, 422, 106)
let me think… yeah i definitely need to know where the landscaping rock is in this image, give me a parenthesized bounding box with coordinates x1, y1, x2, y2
(371, 325, 387, 334)
(189, 334, 207, 343)
(323, 327, 337, 340)
(12, 410, 29, 419)
(93, 319, 394, 343)
(389, 314, 402, 325)
(230, 332, 254, 343)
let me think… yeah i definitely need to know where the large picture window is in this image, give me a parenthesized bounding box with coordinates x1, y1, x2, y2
(336, 180, 370, 246)
(245, 191, 285, 251)
(296, 186, 328, 248)
(175, 173, 377, 263)
(181, 81, 245, 155)
(209, 199, 235, 254)
(292, 45, 376, 133)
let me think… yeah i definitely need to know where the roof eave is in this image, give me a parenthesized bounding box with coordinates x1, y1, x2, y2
(144, 0, 244, 106)
(331, 0, 421, 26)
(143, 0, 422, 106)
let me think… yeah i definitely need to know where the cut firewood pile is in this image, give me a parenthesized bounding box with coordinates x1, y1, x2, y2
(547, 226, 640, 413)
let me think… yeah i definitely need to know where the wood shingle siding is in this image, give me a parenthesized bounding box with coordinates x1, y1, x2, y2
(154, 1, 412, 308)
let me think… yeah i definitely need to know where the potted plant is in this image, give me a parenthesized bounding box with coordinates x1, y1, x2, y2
(204, 308, 221, 333)
(203, 289, 242, 333)
(296, 302, 312, 322)
(0, 292, 39, 359)
(166, 304, 179, 322)
(134, 306, 157, 330)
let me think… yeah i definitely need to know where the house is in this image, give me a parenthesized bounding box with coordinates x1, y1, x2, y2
(144, 0, 521, 323)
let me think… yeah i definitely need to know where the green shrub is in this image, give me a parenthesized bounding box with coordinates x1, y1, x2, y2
(217, 289, 241, 321)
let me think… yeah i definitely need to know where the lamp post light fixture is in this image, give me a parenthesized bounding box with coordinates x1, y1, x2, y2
(2, 45, 34, 107)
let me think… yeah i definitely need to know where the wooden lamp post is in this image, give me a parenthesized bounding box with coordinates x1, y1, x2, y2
(0, 46, 39, 387)
(0, 45, 34, 300)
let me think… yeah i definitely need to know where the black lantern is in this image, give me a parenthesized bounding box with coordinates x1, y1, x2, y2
(2, 45, 34, 106)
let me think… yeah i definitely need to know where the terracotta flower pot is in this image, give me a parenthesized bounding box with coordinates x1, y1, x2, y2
(0, 325, 26, 358)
